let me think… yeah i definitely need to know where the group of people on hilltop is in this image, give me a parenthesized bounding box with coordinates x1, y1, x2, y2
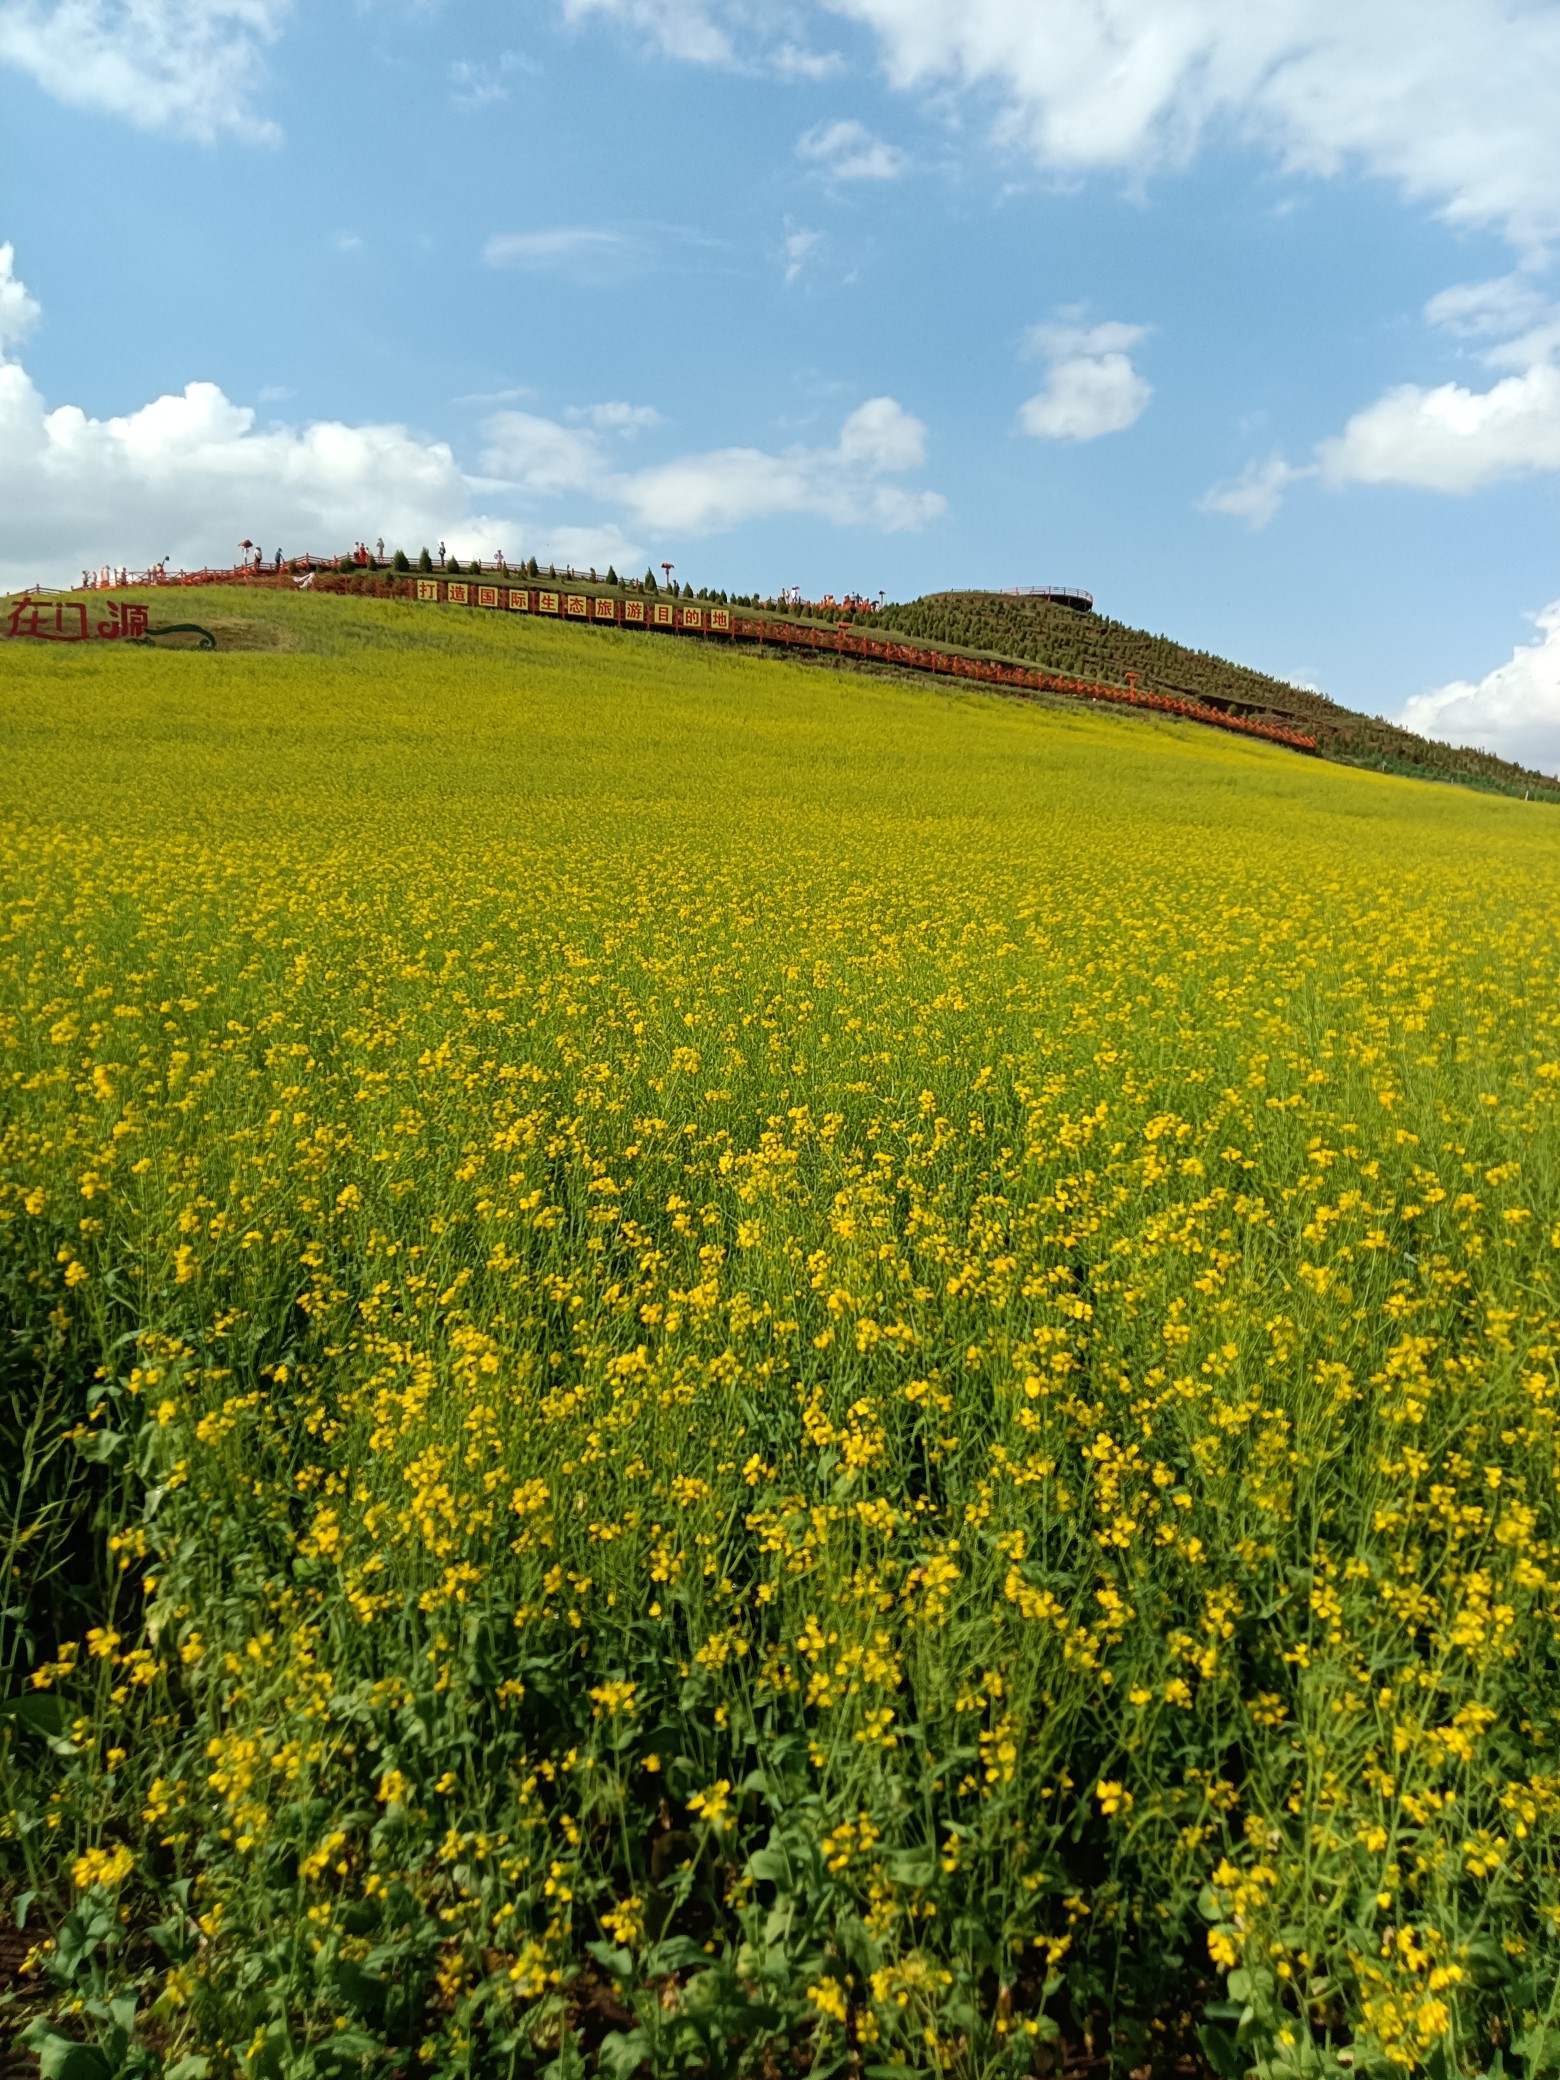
(785, 590, 883, 615)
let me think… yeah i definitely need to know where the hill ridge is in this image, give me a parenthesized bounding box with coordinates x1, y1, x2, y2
(877, 589, 1556, 800)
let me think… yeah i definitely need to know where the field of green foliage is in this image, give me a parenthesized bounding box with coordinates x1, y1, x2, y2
(3, 593, 1560, 2080)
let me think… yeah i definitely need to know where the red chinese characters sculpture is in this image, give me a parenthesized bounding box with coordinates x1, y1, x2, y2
(3, 595, 150, 642)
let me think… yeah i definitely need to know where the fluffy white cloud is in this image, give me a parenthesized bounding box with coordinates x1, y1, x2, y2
(1019, 318, 1151, 442)
(0, 367, 494, 586)
(0, 250, 496, 586)
(477, 412, 604, 498)
(1210, 270, 1560, 521)
(1314, 269, 1560, 494)
(833, 0, 1560, 250)
(482, 395, 944, 536)
(1198, 457, 1309, 530)
(0, 0, 288, 141)
(797, 117, 905, 180)
(1317, 363, 1560, 494)
(0, 247, 943, 586)
(0, 242, 40, 350)
(9, 0, 1558, 259)
(564, 0, 1560, 249)
(1399, 601, 1560, 775)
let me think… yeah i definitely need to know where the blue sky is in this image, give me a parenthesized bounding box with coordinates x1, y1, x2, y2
(3, 0, 1560, 768)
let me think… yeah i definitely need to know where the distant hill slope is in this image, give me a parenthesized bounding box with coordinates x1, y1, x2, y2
(874, 591, 1557, 799)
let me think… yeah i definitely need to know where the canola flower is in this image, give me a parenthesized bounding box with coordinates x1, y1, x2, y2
(1, 595, 1559, 2078)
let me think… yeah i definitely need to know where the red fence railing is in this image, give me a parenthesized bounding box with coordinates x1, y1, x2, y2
(18, 565, 1321, 756)
(401, 578, 1320, 755)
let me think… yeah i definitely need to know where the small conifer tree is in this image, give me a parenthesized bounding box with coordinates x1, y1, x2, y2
(392, 549, 410, 572)
(418, 548, 434, 573)
(527, 557, 540, 578)
(446, 556, 462, 576)
(605, 565, 619, 586)
(644, 568, 658, 593)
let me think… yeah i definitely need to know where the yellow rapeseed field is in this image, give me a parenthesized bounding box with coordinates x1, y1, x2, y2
(3, 592, 1560, 2080)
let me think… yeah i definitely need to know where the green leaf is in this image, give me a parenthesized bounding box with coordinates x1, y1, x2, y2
(149, 1912, 197, 1964)
(32, 2035, 113, 2080)
(315, 2031, 383, 2071)
(0, 1693, 68, 1734)
(75, 1428, 126, 1465)
(1196, 2024, 1247, 2080)
(886, 1849, 935, 1888)
(641, 1935, 709, 1976)
(598, 2029, 650, 2080)
(165, 2059, 210, 2080)
(334, 1958, 387, 2020)
(585, 1940, 634, 1982)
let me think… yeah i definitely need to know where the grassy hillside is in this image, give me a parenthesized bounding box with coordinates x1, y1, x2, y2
(873, 590, 1558, 798)
(4, 594, 1560, 2077)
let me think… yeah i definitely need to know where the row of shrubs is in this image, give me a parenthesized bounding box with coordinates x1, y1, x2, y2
(315, 550, 780, 608)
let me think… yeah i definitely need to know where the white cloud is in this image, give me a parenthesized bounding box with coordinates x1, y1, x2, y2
(1399, 601, 1560, 775)
(482, 227, 634, 277)
(1197, 456, 1310, 530)
(531, 523, 647, 573)
(1423, 272, 1551, 346)
(483, 395, 944, 537)
(560, 0, 734, 66)
(1019, 317, 1151, 442)
(0, 0, 288, 141)
(835, 393, 926, 471)
(772, 39, 843, 79)
(478, 411, 605, 498)
(1317, 363, 1560, 494)
(1316, 272, 1560, 492)
(783, 224, 823, 285)
(832, 0, 1560, 250)
(0, 247, 496, 586)
(566, 0, 1560, 250)
(568, 401, 663, 433)
(1209, 269, 1560, 520)
(0, 243, 41, 351)
(449, 50, 536, 108)
(622, 398, 942, 534)
(561, 0, 841, 77)
(0, 246, 942, 586)
(0, 366, 494, 585)
(797, 117, 905, 181)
